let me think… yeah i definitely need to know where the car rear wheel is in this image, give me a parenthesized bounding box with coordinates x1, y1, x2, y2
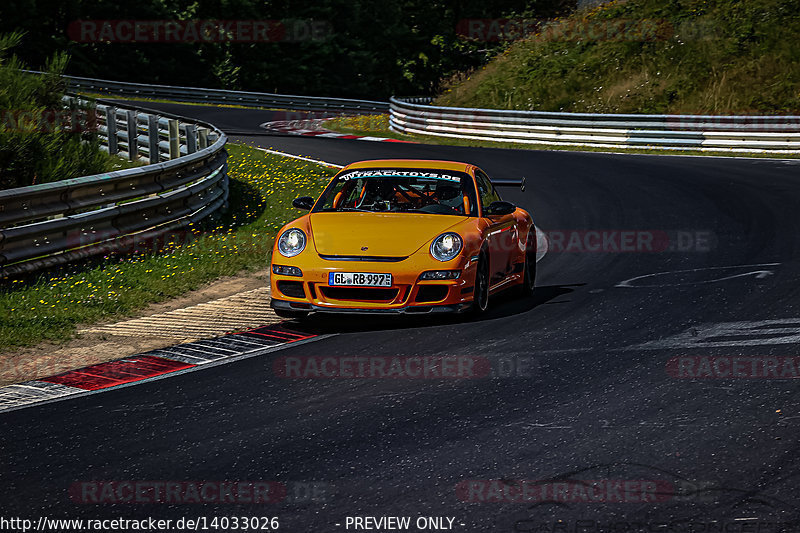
(470, 252, 490, 315)
(518, 230, 537, 297)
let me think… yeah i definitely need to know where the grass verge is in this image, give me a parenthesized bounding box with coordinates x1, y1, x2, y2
(0, 143, 336, 351)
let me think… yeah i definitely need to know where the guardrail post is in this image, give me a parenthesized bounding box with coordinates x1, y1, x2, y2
(126, 110, 138, 161)
(168, 119, 180, 159)
(185, 124, 197, 154)
(221, 161, 230, 212)
(148, 115, 160, 164)
(198, 128, 209, 149)
(106, 107, 118, 155)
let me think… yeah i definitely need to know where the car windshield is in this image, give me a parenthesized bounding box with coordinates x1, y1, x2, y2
(313, 168, 478, 216)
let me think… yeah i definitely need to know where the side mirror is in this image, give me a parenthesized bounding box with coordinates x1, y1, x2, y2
(485, 201, 516, 216)
(292, 196, 314, 210)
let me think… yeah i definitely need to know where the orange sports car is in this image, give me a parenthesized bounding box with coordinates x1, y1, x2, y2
(269, 159, 537, 318)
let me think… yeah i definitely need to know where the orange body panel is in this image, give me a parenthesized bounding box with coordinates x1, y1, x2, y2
(269, 159, 534, 314)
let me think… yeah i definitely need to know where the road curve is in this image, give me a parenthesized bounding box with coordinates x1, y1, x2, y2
(2, 102, 800, 529)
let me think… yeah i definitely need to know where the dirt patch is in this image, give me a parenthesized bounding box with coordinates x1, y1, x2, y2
(0, 268, 274, 386)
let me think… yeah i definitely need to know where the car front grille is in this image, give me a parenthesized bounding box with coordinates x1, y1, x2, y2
(319, 286, 399, 302)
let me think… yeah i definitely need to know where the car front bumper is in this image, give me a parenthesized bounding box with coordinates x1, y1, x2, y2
(269, 253, 478, 314)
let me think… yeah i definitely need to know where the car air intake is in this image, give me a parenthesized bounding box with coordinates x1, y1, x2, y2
(319, 287, 399, 302)
(415, 285, 449, 303)
(277, 280, 306, 299)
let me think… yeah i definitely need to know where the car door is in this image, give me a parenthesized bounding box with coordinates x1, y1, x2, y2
(475, 169, 517, 284)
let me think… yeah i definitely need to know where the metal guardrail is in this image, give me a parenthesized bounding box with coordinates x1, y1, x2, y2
(0, 97, 228, 277)
(24, 70, 388, 113)
(92, 98, 221, 163)
(389, 97, 800, 154)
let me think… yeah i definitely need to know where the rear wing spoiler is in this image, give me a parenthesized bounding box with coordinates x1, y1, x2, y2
(491, 176, 526, 192)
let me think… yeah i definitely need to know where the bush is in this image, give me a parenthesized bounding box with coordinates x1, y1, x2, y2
(0, 32, 109, 190)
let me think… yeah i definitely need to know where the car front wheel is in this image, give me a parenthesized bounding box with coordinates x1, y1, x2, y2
(470, 252, 490, 315)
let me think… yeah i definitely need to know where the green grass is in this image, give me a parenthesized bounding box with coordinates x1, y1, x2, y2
(106, 152, 145, 171)
(324, 114, 401, 138)
(324, 113, 799, 159)
(0, 143, 336, 350)
(436, 0, 800, 115)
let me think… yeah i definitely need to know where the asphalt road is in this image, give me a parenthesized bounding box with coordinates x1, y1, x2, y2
(2, 102, 800, 531)
(104, 99, 344, 135)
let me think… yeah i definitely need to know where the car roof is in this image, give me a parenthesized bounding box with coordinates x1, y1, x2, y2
(341, 159, 474, 173)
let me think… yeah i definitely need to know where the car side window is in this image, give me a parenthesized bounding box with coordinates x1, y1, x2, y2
(475, 170, 501, 211)
(318, 178, 363, 210)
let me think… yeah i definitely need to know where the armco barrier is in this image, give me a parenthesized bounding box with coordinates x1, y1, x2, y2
(23, 70, 388, 113)
(389, 97, 800, 154)
(0, 97, 228, 277)
(24, 71, 800, 153)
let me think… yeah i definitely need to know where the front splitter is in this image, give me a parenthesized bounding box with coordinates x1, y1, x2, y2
(271, 298, 470, 315)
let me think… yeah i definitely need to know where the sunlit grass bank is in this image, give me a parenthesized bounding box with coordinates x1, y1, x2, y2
(0, 143, 336, 349)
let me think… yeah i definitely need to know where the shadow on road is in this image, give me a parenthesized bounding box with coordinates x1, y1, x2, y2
(287, 283, 583, 335)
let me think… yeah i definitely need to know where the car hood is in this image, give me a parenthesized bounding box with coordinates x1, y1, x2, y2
(309, 212, 463, 257)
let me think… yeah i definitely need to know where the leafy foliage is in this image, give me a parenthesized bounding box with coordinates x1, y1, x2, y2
(0, 0, 570, 99)
(0, 32, 109, 189)
(436, 0, 800, 114)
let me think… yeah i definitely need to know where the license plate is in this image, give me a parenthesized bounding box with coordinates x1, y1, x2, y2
(328, 272, 392, 287)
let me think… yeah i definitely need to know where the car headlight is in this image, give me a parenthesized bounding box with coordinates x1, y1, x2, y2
(430, 232, 463, 262)
(278, 228, 306, 257)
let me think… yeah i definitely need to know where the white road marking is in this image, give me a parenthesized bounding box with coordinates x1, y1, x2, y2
(0, 383, 84, 411)
(616, 263, 780, 288)
(0, 334, 333, 415)
(253, 147, 344, 168)
(628, 318, 800, 350)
